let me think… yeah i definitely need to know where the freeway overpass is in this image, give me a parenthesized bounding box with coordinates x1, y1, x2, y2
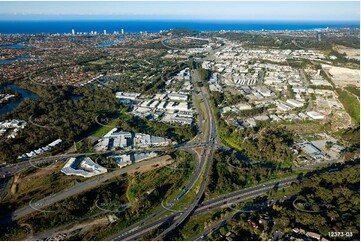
(112, 163, 342, 241)
(111, 177, 297, 241)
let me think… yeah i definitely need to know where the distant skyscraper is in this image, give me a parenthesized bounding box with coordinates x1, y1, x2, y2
(121, 28, 124, 34)
(72, 29, 75, 35)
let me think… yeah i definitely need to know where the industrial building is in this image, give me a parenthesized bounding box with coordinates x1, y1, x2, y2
(17, 139, 62, 160)
(95, 129, 172, 151)
(115, 92, 141, 100)
(134, 133, 171, 147)
(61, 157, 107, 178)
(286, 99, 304, 108)
(299, 142, 325, 160)
(277, 102, 294, 112)
(96, 128, 132, 151)
(162, 113, 193, 125)
(110, 151, 158, 168)
(167, 93, 188, 101)
(306, 111, 325, 120)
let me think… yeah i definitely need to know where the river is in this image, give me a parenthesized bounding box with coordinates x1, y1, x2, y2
(0, 84, 39, 116)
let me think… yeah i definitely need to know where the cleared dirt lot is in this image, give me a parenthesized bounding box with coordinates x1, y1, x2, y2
(333, 45, 360, 58)
(127, 155, 173, 175)
(322, 64, 360, 88)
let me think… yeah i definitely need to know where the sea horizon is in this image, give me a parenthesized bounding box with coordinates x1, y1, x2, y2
(0, 19, 359, 34)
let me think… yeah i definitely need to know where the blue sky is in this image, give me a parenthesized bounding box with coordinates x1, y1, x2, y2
(0, 1, 359, 21)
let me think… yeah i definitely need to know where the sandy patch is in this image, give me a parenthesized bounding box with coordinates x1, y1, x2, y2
(193, 147, 204, 160)
(21, 163, 62, 181)
(127, 155, 173, 175)
(46, 215, 110, 240)
(322, 64, 360, 88)
(10, 174, 18, 194)
(163, 54, 188, 59)
(333, 45, 360, 57)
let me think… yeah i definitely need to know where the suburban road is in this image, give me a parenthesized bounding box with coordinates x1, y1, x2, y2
(0, 141, 204, 178)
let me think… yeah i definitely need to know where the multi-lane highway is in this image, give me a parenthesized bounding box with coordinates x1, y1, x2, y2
(109, 68, 217, 241)
(1, 59, 345, 241)
(109, 177, 297, 241)
(153, 69, 219, 240)
(0, 142, 204, 178)
(11, 155, 173, 220)
(107, 162, 341, 241)
(11, 135, 210, 221)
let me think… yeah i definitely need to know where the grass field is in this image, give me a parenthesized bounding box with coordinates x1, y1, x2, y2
(91, 110, 131, 138)
(91, 118, 119, 138)
(4, 163, 80, 209)
(196, 96, 208, 141)
(345, 85, 360, 98)
(337, 88, 360, 126)
(88, 59, 111, 65)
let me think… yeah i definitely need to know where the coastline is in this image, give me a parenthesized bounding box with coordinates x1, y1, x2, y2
(0, 20, 359, 34)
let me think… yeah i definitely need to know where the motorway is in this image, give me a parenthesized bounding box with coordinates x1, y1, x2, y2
(109, 177, 297, 241)
(153, 69, 219, 240)
(1, 51, 344, 240)
(0, 143, 202, 178)
(80, 65, 341, 240)
(3, 65, 215, 236)
(11, 155, 175, 221)
(108, 62, 343, 241)
(107, 161, 342, 241)
(109, 68, 217, 241)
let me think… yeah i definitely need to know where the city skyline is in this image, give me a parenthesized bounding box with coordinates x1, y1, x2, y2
(0, 1, 359, 21)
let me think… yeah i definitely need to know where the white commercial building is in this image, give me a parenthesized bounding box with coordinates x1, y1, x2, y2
(61, 157, 107, 178)
(18, 139, 62, 160)
(277, 102, 294, 112)
(115, 92, 141, 100)
(286, 99, 304, 108)
(96, 128, 132, 151)
(162, 113, 193, 125)
(111, 151, 158, 168)
(134, 133, 171, 147)
(306, 111, 325, 120)
(165, 102, 191, 112)
(235, 103, 252, 111)
(167, 93, 189, 101)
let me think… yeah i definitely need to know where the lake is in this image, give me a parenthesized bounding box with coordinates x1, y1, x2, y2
(98, 42, 119, 47)
(70, 95, 82, 101)
(0, 56, 32, 65)
(0, 84, 39, 116)
(0, 42, 32, 49)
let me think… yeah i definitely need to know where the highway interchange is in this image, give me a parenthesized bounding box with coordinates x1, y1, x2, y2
(0, 63, 345, 241)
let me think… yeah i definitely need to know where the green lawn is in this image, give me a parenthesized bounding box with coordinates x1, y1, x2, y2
(91, 118, 119, 138)
(337, 88, 360, 126)
(88, 59, 111, 65)
(345, 86, 360, 98)
(91, 110, 131, 138)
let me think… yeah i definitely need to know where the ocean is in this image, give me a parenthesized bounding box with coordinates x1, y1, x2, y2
(0, 20, 359, 34)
